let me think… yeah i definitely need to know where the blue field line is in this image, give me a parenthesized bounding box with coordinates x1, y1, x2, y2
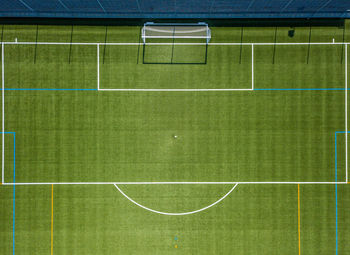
(335, 181, 338, 255)
(255, 88, 348, 91)
(1, 132, 16, 255)
(335, 132, 338, 255)
(4, 88, 97, 91)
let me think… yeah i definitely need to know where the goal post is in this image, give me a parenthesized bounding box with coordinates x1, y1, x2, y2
(141, 22, 211, 64)
(142, 22, 211, 44)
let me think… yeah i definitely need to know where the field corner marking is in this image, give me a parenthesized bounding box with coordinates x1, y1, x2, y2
(113, 183, 238, 215)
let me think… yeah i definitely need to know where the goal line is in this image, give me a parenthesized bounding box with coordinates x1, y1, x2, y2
(2, 181, 349, 185)
(1, 42, 349, 46)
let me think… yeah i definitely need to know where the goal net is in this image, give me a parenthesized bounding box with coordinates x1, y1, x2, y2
(141, 22, 211, 64)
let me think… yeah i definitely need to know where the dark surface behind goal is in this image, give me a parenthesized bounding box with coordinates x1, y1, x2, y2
(0, 0, 349, 19)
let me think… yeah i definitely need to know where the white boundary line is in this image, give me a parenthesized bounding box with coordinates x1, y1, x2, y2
(114, 183, 238, 215)
(1, 43, 4, 184)
(3, 41, 347, 185)
(99, 88, 253, 91)
(97, 44, 100, 91)
(2, 181, 348, 185)
(2, 42, 350, 46)
(346, 44, 348, 183)
(251, 44, 254, 90)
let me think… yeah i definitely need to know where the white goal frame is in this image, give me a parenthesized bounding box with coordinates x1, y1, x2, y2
(141, 22, 211, 44)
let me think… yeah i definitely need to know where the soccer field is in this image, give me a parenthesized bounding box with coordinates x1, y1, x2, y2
(1, 23, 350, 254)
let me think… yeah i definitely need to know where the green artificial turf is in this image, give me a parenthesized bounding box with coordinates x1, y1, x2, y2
(0, 23, 350, 255)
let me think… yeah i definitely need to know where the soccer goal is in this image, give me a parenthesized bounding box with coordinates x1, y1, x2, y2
(141, 22, 211, 64)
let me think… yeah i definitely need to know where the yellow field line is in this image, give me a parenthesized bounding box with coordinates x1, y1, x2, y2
(51, 184, 53, 255)
(298, 184, 301, 255)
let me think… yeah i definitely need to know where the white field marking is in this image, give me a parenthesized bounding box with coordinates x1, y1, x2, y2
(114, 183, 239, 215)
(1, 40, 345, 181)
(1, 43, 4, 184)
(346, 44, 348, 183)
(97, 44, 100, 90)
(2, 181, 348, 185)
(99, 88, 253, 91)
(251, 44, 254, 90)
(1, 42, 350, 46)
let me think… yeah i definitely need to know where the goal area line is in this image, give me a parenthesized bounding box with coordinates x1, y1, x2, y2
(98, 88, 253, 91)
